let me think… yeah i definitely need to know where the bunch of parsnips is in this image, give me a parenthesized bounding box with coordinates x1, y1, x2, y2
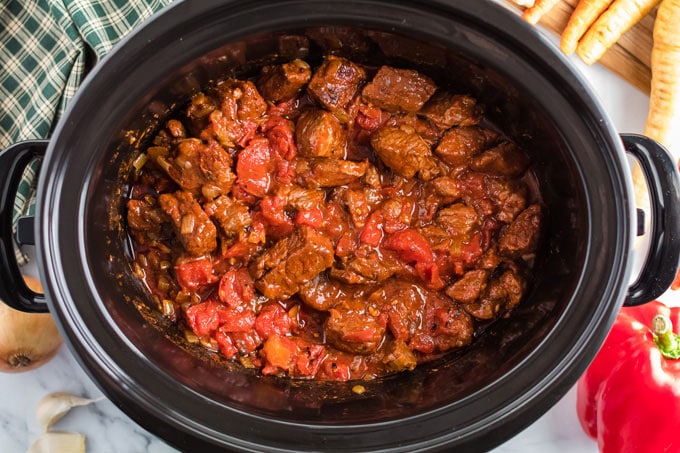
(518, 0, 680, 161)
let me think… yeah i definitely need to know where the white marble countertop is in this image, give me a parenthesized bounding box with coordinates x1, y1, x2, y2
(0, 22, 667, 453)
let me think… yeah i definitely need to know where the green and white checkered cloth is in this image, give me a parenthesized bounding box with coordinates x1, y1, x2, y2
(1, 0, 174, 265)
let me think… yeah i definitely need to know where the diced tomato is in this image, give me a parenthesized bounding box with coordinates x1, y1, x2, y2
(415, 261, 445, 290)
(262, 116, 297, 161)
(237, 121, 258, 147)
(319, 357, 351, 381)
(295, 343, 326, 377)
(223, 241, 256, 259)
(335, 233, 354, 258)
(275, 159, 296, 185)
(185, 301, 221, 337)
(255, 303, 291, 339)
(267, 97, 298, 118)
(218, 268, 254, 307)
(174, 257, 218, 291)
(295, 208, 326, 228)
(230, 331, 262, 354)
(260, 195, 294, 229)
(355, 105, 384, 131)
(461, 232, 483, 265)
(235, 137, 273, 198)
(217, 307, 256, 332)
(215, 330, 238, 359)
(383, 228, 434, 265)
(360, 211, 384, 247)
(409, 332, 435, 354)
(261, 335, 297, 374)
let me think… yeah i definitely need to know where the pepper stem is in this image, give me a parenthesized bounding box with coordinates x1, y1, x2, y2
(652, 314, 680, 359)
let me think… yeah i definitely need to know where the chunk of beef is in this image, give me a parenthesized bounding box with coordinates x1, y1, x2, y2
(331, 245, 402, 284)
(464, 265, 526, 319)
(436, 203, 479, 237)
(409, 291, 474, 353)
(458, 172, 528, 222)
(257, 59, 312, 103)
(127, 197, 167, 233)
(498, 204, 542, 258)
(469, 141, 530, 177)
(296, 157, 367, 188)
(154, 139, 235, 196)
(419, 93, 481, 129)
(211, 79, 267, 122)
(307, 55, 366, 121)
(158, 191, 217, 256)
(295, 109, 346, 158)
(325, 298, 386, 354)
(362, 66, 436, 113)
(430, 176, 461, 200)
(203, 195, 252, 238)
(332, 186, 383, 228)
(298, 274, 349, 311)
(434, 126, 499, 166)
(250, 226, 334, 300)
(370, 126, 439, 180)
(368, 281, 427, 342)
(445, 269, 489, 304)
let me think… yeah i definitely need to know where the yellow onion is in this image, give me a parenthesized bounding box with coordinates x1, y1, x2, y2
(0, 276, 63, 373)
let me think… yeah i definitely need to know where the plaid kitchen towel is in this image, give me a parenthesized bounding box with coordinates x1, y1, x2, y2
(1, 0, 174, 265)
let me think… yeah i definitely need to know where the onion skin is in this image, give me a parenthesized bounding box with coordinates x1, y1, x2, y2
(0, 276, 63, 373)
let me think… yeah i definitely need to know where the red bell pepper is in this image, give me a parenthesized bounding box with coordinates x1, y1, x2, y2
(576, 300, 680, 453)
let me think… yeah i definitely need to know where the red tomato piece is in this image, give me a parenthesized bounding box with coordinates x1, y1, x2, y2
(185, 301, 221, 337)
(261, 334, 297, 374)
(215, 330, 238, 359)
(383, 228, 434, 265)
(235, 137, 273, 197)
(218, 268, 255, 307)
(260, 195, 294, 229)
(237, 120, 258, 147)
(360, 211, 384, 247)
(295, 343, 326, 377)
(255, 303, 291, 339)
(174, 257, 218, 291)
(295, 208, 326, 228)
(217, 307, 256, 332)
(263, 116, 297, 160)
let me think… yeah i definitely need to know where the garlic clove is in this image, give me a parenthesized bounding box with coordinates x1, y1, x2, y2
(36, 392, 103, 432)
(26, 432, 85, 453)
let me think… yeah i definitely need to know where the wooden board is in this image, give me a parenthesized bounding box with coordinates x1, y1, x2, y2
(504, 0, 656, 94)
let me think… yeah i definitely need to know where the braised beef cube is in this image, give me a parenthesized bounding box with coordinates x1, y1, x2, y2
(488, 178, 529, 223)
(295, 109, 346, 158)
(203, 195, 252, 238)
(382, 339, 417, 372)
(257, 59, 312, 103)
(307, 55, 366, 121)
(197, 140, 236, 195)
(127, 198, 167, 233)
(368, 281, 427, 342)
(325, 298, 385, 355)
(430, 176, 461, 200)
(370, 126, 439, 180)
(296, 157, 367, 188)
(446, 269, 490, 304)
(436, 203, 479, 237)
(362, 66, 436, 113)
(211, 79, 267, 122)
(331, 245, 402, 284)
(498, 204, 542, 258)
(187, 91, 218, 122)
(250, 226, 334, 300)
(434, 126, 499, 166)
(419, 93, 482, 129)
(298, 274, 349, 311)
(467, 265, 526, 319)
(469, 141, 530, 177)
(410, 293, 473, 353)
(158, 191, 217, 256)
(283, 186, 326, 211)
(430, 299, 475, 351)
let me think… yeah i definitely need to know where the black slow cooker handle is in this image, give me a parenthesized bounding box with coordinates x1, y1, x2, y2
(0, 140, 49, 313)
(622, 134, 680, 306)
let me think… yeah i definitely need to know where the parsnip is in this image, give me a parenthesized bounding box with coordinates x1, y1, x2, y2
(561, 0, 614, 54)
(576, 0, 662, 64)
(644, 0, 680, 161)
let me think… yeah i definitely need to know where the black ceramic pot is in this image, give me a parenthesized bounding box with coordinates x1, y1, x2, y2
(1, 1, 680, 451)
